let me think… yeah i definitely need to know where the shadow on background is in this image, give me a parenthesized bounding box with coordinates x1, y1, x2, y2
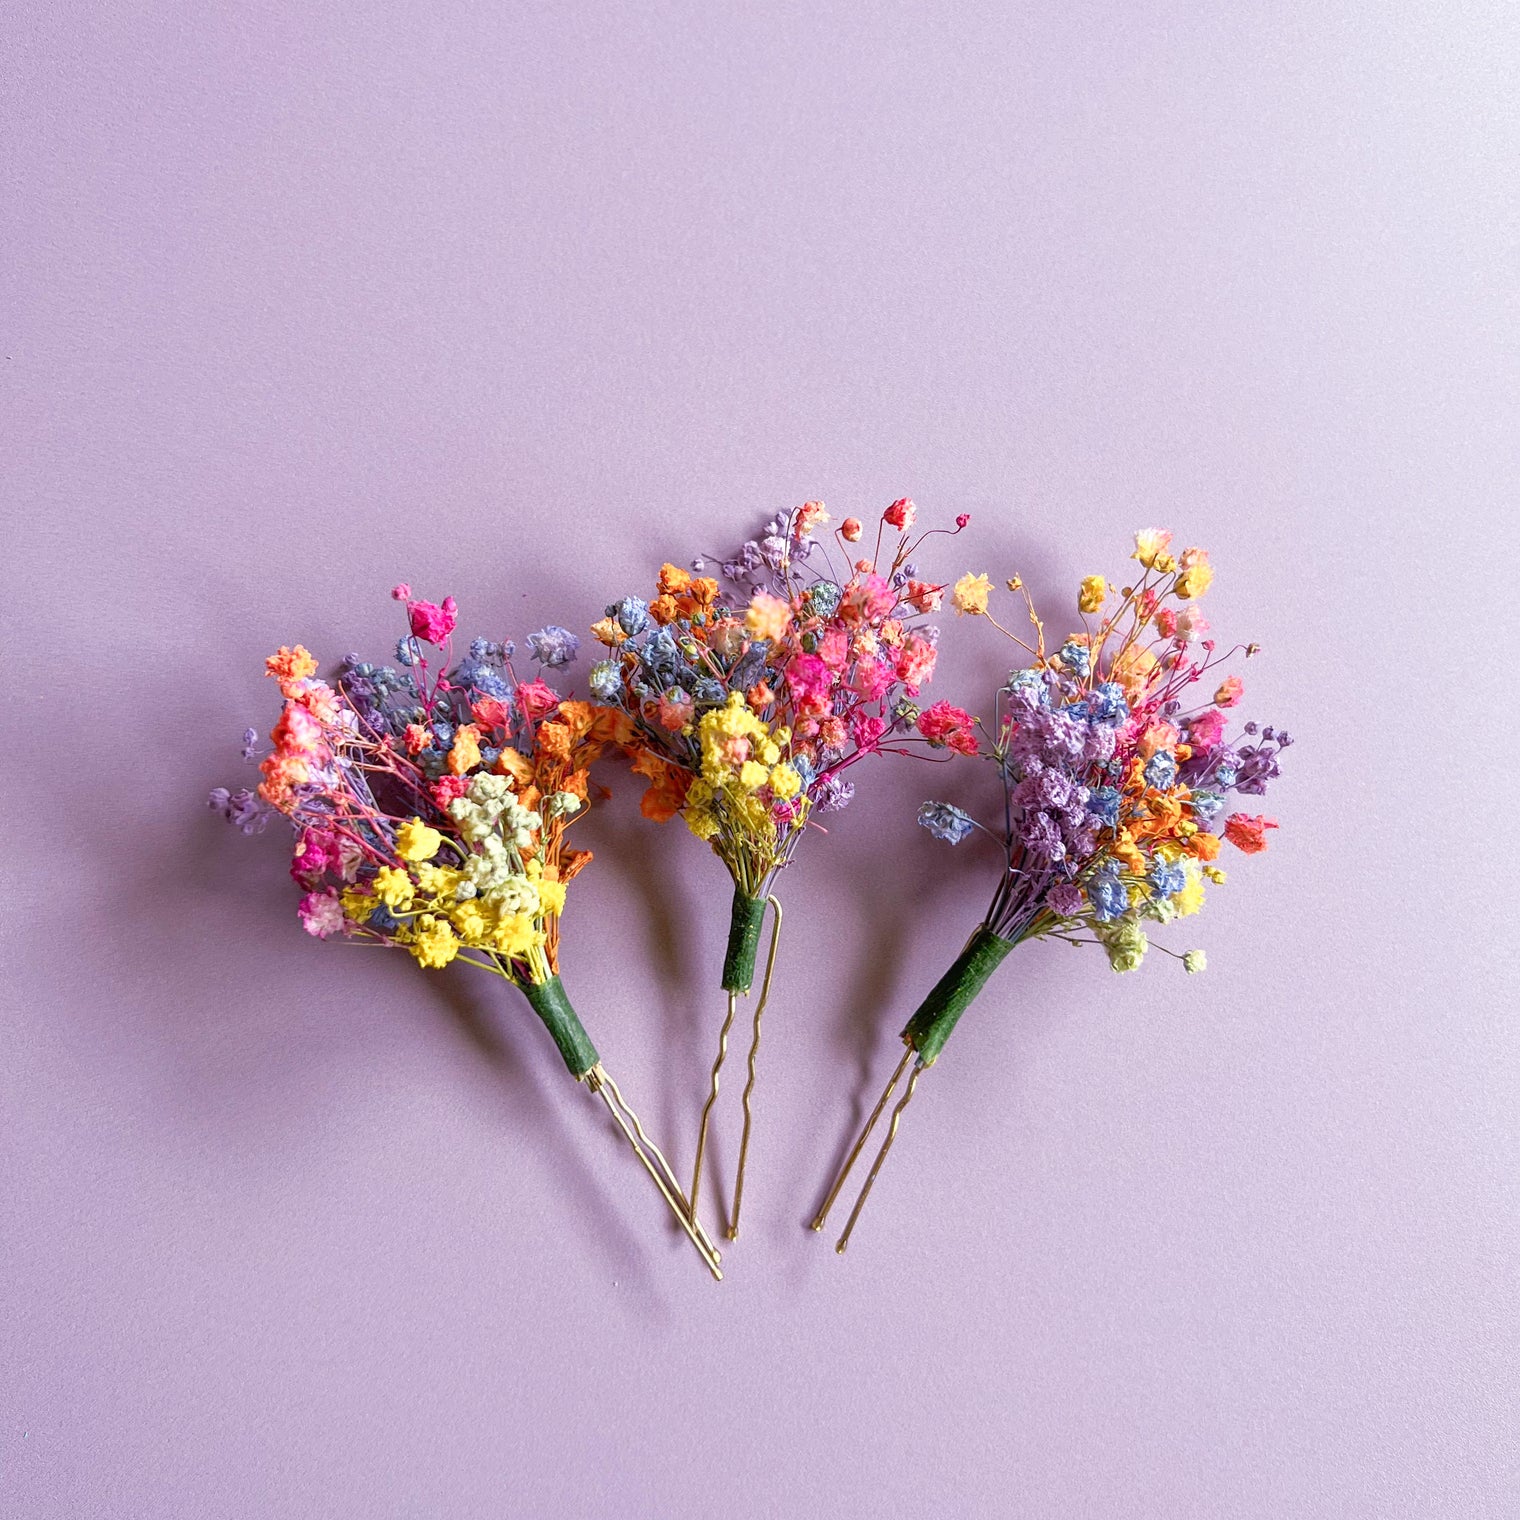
(46, 554, 712, 1313)
(72, 514, 1088, 1292)
(790, 519, 1077, 1227)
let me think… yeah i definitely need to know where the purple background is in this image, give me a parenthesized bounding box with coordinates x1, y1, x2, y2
(5, 2, 1517, 1515)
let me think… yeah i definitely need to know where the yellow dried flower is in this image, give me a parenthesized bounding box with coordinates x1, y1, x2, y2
(745, 591, 792, 644)
(1176, 556, 1214, 599)
(409, 914, 459, 969)
(769, 764, 801, 800)
(491, 911, 543, 958)
(395, 817, 444, 862)
(951, 572, 992, 615)
(374, 866, 416, 911)
(1132, 528, 1173, 567)
(450, 900, 492, 945)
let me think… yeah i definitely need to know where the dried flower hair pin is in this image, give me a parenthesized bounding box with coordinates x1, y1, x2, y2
(592, 500, 971, 1240)
(813, 531, 1292, 1252)
(210, 585, 723, 1278)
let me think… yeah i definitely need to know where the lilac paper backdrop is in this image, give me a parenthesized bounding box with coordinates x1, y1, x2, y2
(5, 3, 1517, 1516)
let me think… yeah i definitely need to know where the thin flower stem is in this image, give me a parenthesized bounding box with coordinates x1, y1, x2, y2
(980, 608, 1040, 656)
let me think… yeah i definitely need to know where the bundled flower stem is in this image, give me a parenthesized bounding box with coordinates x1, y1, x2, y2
(813, 532, 1293, 1252)
(210, 586, 723, 1278)
(593, 499, 970, 1237)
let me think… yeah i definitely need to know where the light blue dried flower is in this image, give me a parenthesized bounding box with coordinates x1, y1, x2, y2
(918, 801, 976, 845)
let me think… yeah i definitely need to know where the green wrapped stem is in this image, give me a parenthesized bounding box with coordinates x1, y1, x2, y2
(900, 925, 1017, 1067)
(721, 889, 769, 994)
(521, 974, 599, 1079)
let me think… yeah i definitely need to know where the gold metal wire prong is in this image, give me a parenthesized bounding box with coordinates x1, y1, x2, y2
(597, 1066, 723, 1265)
(689, 992, 737, 1226)
(726, 894, 784, 1241)
(834, 1059, 925, 1255)
(810, 1045, 914, 1231)
(586, 1064, 723, 1280)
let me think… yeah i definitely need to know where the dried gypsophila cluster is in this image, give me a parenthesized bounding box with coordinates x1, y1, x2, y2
(588, 497, 972, 896)
(918, 528, 1291, 975)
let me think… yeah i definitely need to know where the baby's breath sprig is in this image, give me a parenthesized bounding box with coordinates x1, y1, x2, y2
(595, 499, 969, 1242)
(211, 588, 723, 1278)
(814, 530, 1293, 1254)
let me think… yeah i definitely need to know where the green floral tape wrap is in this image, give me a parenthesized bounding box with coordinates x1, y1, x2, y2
(721, 890, 769, 994)
(900, 925, 1017, 1067)
(521, 974, 599, 1078)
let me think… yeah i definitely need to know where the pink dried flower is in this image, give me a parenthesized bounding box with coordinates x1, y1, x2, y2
(517, 679, 562, 721)
(299, 890, 346, 939)
(839, 573, 895, 627)
(272, 701, 326, 758)
(784, 653, 834, 717)
(1187, 708, 1227, 749)
(904, 579, 943, 614)
(1175, 605, 1209, 643)
(657, 688, 696, 731)
(290, 826, 341, 885)
(850, 712, 887, 750)
(432, 775, 471, 810)
(817, 625, 851, 669)
(894, 634, 938, 692)
(850, 658, 894, 703)
(918, 700, 978, 752)
(408, 595, 458, 645)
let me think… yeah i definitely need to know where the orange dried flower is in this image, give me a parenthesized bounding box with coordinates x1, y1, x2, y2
(265, 645, 318, 684)
(536, 721, 573, 763)
(494, 747, 535, 786)
(560, 848, 594, 883)
(1186, 830, 1222, 862)
(446, 724, 482, 776)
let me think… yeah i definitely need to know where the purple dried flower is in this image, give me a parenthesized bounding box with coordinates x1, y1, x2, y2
(1023, 811, 1065, 861)
(527, 625, 580, 669)
(1234, 745, 1281, 796)
(813, 775, 856, 813)
(208, 786, 271, 835)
